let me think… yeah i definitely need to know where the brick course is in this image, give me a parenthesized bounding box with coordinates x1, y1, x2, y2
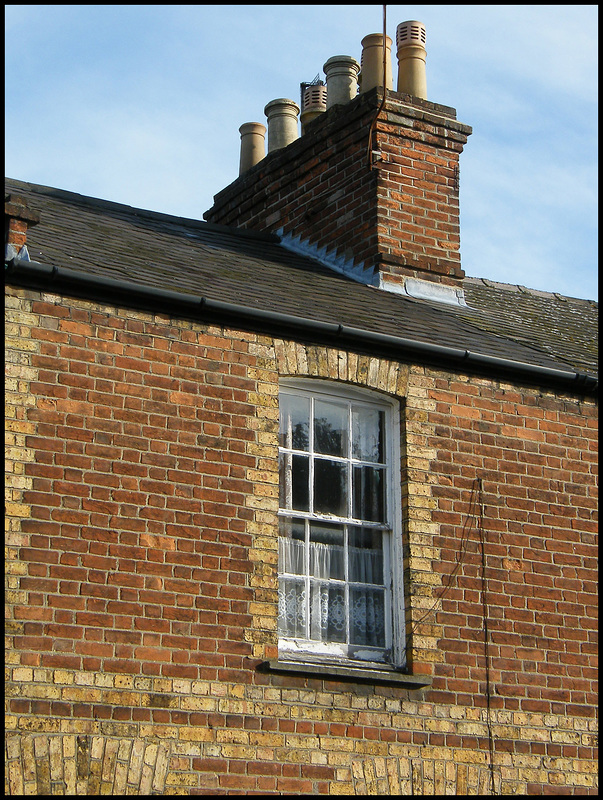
(5, 286, 597, 794)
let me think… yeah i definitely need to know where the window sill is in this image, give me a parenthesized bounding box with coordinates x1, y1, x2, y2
(260, 659, 432, 688)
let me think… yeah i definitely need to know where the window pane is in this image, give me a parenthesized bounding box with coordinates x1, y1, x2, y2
(280, 394, 310, 450)
(350, 588, 385, 647)
(309, 522, 344, 580)
(314, 459, 348, 516)
(279, 452, 310, 511)
(278, 577, 306, 637)
(309, 582, 346, 642)
(279, 517, 306, 575)
(314, 400, 347, 457)
(353, 465, 385, 522)
(352, 407, 384, 462)
(349, 527, 384, 585)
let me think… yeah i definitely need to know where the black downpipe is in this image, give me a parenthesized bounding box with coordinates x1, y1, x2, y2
(5, 257, 598, 394)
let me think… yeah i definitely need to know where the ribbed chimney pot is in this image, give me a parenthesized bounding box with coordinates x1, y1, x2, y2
(238, 122, 266, 175)
(300, 84, 327, 134)
(359, 33, 393, 94)
(323, 55, 360, 108)
(264, 98, 300, 153)
(396, 20, 427, 99)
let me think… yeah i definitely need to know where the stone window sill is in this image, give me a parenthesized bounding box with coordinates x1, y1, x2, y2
(260, 659, 431, 688)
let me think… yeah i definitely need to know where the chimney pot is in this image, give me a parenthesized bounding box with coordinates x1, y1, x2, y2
(359, 33, 393, 94)
(300, 84, 327, 134)
(238, 122, 267, 175)
(264, 98, 300, 153)
(396, 21, 427, 99)
(323, 55, 360, 108)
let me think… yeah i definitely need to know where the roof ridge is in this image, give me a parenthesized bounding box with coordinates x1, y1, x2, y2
(4, 177, 281, 244)
(464, 275, 597, 305)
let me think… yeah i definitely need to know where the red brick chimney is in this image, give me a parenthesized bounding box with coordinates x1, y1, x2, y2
(204, 23, 472, 296)
(5, 193, 40, 255)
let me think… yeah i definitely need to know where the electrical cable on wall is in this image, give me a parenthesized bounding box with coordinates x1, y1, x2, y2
(366, 4, 388, 169)
(408, 479, 479, 637)
(476, 477, 497, 795)
(408, 477, 498, 794)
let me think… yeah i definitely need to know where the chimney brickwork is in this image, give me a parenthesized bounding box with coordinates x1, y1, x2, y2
(5, 193, 40, 251)
(204, 88, 471, 288)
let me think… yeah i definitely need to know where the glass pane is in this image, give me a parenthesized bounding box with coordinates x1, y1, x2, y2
(278, 577, 306, 637)
(309, 581, 346, 642)
(350, 588, 385, 647)
(309, 522, 344, 580)
(314, 400, 347, 457)
(314, 459, 348, 516)
(279, 452, 309, 511)
(352, 407, 384, 462)
(279, 517, 306, 575)
(280, 394, 310, 450)
(349, 527, 384, 585)
(353, 465, 385, 522)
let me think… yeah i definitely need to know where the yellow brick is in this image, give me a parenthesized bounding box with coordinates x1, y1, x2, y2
(4, 336, 38, 353)
(248, 732, 284, 747)
(12, 668, 33, 682)
(53, 669, 75, 685)
(164, 772, 199, 786)
(22, 684, 61, 699)
(5, 503, 32, 520)
(18, 718, 61, 732)
(5, 589, 28, 603)
(216, 729, 249, 744)
(73, 671, 96, 686)
(352, 740, 388, 756)
(220, 744, 256, 760)
(180, 697, 218, 711)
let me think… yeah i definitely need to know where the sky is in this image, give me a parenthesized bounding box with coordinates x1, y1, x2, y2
(5, 5, 598, 300)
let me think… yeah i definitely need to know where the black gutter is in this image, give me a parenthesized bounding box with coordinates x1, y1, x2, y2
(5, 256, 598, 395)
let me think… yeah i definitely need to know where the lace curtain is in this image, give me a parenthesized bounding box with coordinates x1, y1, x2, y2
(278, 538, 385, 647)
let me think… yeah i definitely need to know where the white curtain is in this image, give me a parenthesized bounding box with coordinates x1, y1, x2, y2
(278, 538, 384, 646)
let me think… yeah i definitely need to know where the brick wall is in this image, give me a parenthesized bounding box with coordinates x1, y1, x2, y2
(5, 286, 598, 794)
(204, 90, 471, 287)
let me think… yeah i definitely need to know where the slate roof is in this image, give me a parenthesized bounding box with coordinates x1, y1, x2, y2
(5, 179, 598, 381)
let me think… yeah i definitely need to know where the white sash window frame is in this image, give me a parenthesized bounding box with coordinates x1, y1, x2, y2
(277, 378, 406, 669)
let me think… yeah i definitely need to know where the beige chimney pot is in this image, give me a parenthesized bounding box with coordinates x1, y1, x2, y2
(396, 20, 427, 100)
(300, 84, 327, 134)
(264, 98, 300, 153)
(323, 55, 360, 108)
(359, 33, 393, 94)
(238, 122, 267, 175)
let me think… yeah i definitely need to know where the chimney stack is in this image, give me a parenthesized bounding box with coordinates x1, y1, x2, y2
(323, 55, 360, 108)
(238, 122, 266, 175)
(207, 22, 471, 292)
(5, 193, 40, 257)
(264, 98, 300, 153)
(396, 21, 427, 99)
(359, 33, 393, 94)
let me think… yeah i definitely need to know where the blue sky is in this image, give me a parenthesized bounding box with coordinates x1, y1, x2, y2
(5, 5, 598, 300)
